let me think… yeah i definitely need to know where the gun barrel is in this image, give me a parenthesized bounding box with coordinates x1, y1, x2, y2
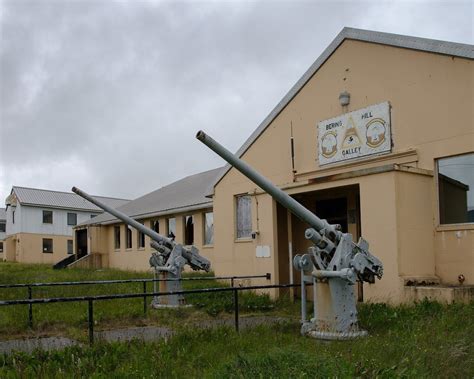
(196, 131, 338, 239)
(72, 186, 172, 246)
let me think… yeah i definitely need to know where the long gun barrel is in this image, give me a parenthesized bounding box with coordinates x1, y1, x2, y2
(72, 186, 173, 247)
(196, 131, 340, 241)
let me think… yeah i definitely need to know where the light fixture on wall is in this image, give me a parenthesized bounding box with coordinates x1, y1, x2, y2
(339, 91, 350, 106)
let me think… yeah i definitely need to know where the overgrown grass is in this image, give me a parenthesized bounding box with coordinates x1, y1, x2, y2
(0, 262, 276, 338)
(1, 301, 473, 377)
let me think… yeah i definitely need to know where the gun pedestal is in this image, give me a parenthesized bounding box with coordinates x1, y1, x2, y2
(196, 130, 383, 340)
(72, 186, 211, 309)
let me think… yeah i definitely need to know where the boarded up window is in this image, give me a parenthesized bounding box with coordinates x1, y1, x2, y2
(236, 195, 252, 239)
(204, 212, 214, 245)
(114, 226, 121, 250)
(438, 153, 474, 224)
(67, 240, 73, 254)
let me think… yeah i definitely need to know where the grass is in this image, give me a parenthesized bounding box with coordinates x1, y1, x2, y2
(0, 301, 473, 377)
(0, 262, 277, 339)
(0, 262, 473, 377)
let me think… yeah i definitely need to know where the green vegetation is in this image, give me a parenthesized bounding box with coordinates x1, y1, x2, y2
(0, 262, 473, 377)
(1, 301, 473, 378)
(0, 262, 276, 339)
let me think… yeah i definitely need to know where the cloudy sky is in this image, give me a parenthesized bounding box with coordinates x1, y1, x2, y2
(0, 0, 472, 202)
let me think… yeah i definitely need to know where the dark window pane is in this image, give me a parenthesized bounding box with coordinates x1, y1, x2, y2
(67, 213, 77, 226)
(438, 153, 474, 224)
(114, 226, 121, 250)
(126, 227, 132, 249)
(138, 222, 145, 248)
(184, 215, 194, 245)
(43, 210, 53, 224)
(204, 212, 214, 245)
(0, 222, 5, 233)
(42, 238, 53, 253)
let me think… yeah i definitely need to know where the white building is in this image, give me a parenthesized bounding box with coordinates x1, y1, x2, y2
(4, 186, 129, 265)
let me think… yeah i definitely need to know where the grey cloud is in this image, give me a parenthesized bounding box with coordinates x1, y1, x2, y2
(0, 0, 472, 201)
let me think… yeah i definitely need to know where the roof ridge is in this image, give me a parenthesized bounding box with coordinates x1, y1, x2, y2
(12, 185, 129, 201)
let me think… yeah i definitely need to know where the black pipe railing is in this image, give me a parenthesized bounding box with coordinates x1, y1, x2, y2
(0, 283, 302, 345)
(0, 274, 272, 330)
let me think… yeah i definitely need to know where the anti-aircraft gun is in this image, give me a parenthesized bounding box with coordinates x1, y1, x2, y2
(72, 186, 211, 307)
(196, 131, 383, 339)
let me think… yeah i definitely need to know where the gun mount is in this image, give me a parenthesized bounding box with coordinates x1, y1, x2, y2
(196, 130, 383, 339)
(72, 186, 211, 307)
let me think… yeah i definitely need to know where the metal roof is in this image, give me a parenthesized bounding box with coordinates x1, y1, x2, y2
(10, 186, 130, 212)
(208, 27, 474, 193)
(80, 167, 223, 226)
(0, 208, 5, 221)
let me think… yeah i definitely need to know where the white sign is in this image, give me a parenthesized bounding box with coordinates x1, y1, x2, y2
(317, 102, 391, 165)
(256, 245, 271, 258)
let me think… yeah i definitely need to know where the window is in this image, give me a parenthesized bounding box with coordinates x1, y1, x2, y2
(12, 210, 15, 224)
(67, 240, 73, 255)
(114, 226, 121, 250)
(126, 226, 132, 249)
(42, 238, 53, 253)
(0, 222, 5, 233)
(43, 210, 53, 224)
(151, 220, 159, 233)
(204, 212, 214, 245)
(438, 153, 474, 224)
(67, 213, 77, 226)
(0, 242, 3, 253)
(91, 214, 97, 219)
(138, 222, 145, 249)
(236, 195, 252, 239)
(184, 215, 194, 245)
(167, 218, 176, 240)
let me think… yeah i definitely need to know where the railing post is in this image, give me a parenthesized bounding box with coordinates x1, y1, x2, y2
(143, 281, 147, 315)
(88, 300, 94, 345)
(230, 277, 235, 288)
(28, 286, 33, 328)
(233, 288, 239, 333)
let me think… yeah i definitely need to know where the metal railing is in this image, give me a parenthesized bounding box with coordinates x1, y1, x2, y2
(0, 274, 271, 329)
(0, 282, 300, 345)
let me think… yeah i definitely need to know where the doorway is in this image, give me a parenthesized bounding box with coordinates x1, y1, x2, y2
(75, 229, 88, 259)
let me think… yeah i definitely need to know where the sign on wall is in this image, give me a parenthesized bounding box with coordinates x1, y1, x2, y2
(317, 102, 391, 166)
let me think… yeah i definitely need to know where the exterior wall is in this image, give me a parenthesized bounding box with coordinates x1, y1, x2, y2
(6, 203, 99, 237)
(213, 39, 473, 303)
(4, 233, 74, 264)
(91, 208, 215, 272)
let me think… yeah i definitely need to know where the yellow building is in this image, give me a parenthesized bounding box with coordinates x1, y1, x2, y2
(205, 28, 473, 303)
(83, 28, 473, 304)
(74, 168, 219, 271)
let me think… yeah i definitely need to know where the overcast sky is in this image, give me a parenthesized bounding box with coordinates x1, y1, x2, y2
(0, 0, 472, 203)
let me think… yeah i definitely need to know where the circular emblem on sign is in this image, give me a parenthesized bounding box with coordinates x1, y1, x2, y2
(321, 131, 338, 158)
(366, 118, 386, 148)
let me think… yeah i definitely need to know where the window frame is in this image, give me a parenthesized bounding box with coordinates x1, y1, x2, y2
(42, 210, 53, 224)
(436, 152, 474, 230)
(67, 239, 73, 255)
(167, 217, 176, 240)
(42, 238, 53, 254)
(137, 222, 145, 249)
(203, 211, 214, 246)
(67, 212, 77, 226)
(114, 226, 121, 250)
(126, 226, 133, 249)
(235, 194, 252, 240)
(184, 215, 194, 246)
